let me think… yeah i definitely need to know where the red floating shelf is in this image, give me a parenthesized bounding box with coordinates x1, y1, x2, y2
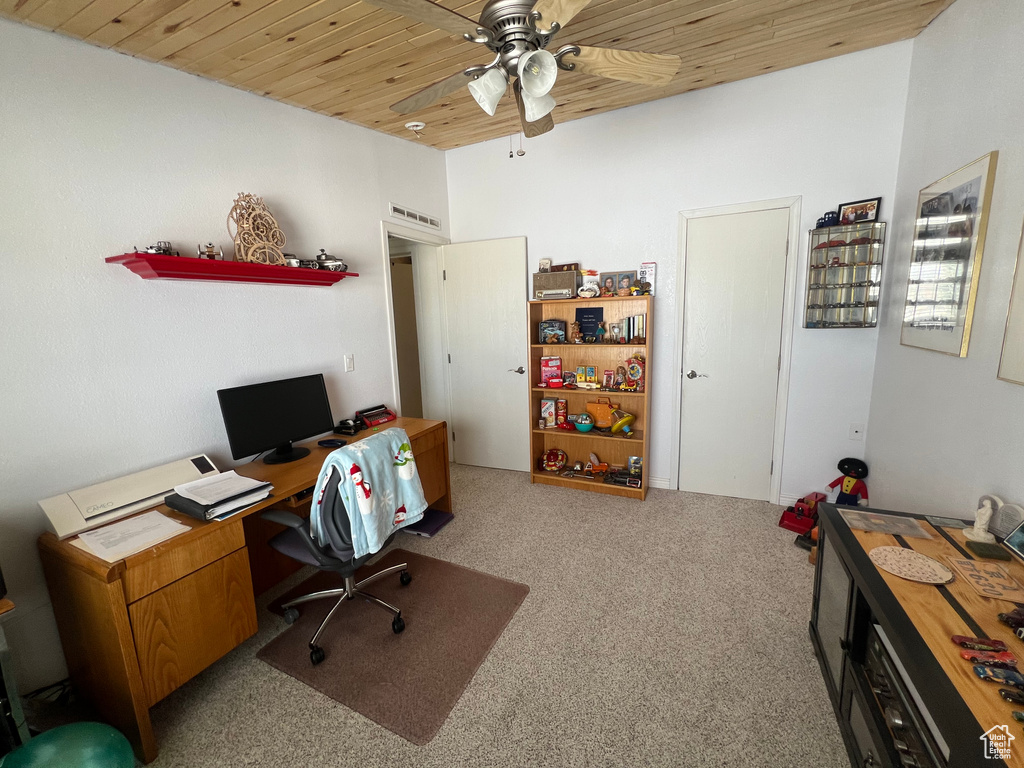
(106, 253, 358, 287)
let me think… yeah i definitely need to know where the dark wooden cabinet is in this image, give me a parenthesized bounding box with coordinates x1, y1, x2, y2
(811, 504, 1010, 768)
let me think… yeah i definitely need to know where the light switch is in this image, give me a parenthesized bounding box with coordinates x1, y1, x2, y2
(344, 354, 354, 372)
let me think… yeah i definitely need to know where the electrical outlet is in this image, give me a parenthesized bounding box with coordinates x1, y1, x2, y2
(849, 423, 865, 441)
(344, 354, 354, 372)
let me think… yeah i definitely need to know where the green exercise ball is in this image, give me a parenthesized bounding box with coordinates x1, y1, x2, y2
(0, 722, 134, 768)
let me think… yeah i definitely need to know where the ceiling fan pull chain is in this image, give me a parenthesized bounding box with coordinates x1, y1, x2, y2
(553, 45, 581, 71)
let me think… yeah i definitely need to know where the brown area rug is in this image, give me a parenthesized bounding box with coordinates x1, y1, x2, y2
(257, 549, 529, 745)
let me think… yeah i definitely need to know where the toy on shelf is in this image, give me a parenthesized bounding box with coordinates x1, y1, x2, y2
(827, 458, 869, 507)
(586, 398, 619, 430)
(610, 409, 636, 438)
(570, 321, 583, 343)
(541, 449, 567, 472)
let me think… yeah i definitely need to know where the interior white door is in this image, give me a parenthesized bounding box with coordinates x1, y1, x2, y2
(442, 237, 530, 471)
(678, 208, 790, 500)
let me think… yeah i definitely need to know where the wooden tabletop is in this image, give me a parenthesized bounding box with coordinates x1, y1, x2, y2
(849, 520, 1024, 766)
(0, 598, 13, 617)
(37, 418, 445, 582)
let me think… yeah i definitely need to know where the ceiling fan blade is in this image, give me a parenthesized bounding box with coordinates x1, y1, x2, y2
(530, 0, 592, 30)
(390, 69, 473, 114)
(514, 82, 554, 138)
(359, 0, 480, 38)
(569, 46, 681, 86)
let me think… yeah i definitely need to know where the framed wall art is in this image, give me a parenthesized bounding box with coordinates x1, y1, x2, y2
(900, 151, 998, 357)
(998, 220, 1024, 385)
(838, 197, 881, 224)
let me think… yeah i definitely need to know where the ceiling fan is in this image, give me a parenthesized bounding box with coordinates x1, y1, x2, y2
(365, 0, 682, 138)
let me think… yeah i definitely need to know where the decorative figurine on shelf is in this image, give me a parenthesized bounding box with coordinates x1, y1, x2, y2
(827, 458, 869, 507)
(629, 280, 652, 296)
(596, 322, 606, 343)
(965, 495, 1002, 544)
(614, 365, 627, 389)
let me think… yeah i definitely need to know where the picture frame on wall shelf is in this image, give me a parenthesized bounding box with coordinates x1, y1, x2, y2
(599, 272, 617, 296)
(837, 197, 882, 224)
(901, 151, 998, 358)
(617, 271, 637, 296)
(998, 219, 1024, 385)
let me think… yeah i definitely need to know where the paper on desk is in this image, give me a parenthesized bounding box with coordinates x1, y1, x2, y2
(75, 510, 190, 562)
(175, 470, 270, 505)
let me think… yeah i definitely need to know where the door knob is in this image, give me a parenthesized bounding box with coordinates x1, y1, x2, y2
(508, 366, 525, 374)
(685, 370, 708, 379)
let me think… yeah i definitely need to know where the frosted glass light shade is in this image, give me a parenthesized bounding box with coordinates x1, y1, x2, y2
(468, 68, 507, 116)
(518, 50, 557, 97)
(522, 91, 556, 122)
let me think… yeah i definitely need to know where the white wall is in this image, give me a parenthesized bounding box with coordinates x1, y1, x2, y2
(446, 43, 913, 499)
(866, 0, 1024, 515)
(0, 19, 448, 690)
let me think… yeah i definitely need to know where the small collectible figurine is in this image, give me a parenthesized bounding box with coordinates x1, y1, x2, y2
(614, 366, 627, 389)
(596, 322, 606, 343)
(570, 321, 583, 343)
(827, 458, 868, 507)
(965, 496, 999, 543)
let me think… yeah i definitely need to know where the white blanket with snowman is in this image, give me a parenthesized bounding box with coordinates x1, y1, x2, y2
(309, 427, 426, 559)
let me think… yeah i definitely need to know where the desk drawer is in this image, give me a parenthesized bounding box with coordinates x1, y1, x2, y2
(123, 520, 246, 603)
(412, 424, 447, 507)
(129, 548, 257, 706)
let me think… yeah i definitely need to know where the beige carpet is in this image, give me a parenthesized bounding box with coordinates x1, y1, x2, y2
(147, 465, 849, 767)
(258, 549, 529, 745)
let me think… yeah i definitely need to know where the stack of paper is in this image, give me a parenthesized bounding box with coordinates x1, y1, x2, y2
(167, 470, 273, 521)
(175, 471, 270, 505)
(76, 510, 190, 562)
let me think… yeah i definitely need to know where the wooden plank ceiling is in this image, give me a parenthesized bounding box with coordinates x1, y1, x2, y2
(1, 0, 953, 150)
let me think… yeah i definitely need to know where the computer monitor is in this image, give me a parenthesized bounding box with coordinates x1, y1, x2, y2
(217, 374, 334, 464)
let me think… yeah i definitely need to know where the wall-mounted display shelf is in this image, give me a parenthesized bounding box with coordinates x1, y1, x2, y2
(805, 222, 885, 328)
(528, 295, 652, 500)
(106, 253, 358, 287)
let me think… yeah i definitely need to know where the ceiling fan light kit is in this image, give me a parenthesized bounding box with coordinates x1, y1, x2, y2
(468, 67, 508, 116)
(374, 0, 682, 138)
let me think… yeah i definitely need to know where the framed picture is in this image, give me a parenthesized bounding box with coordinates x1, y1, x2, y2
(998, 219, 1024, 384)
(538, 258, 551, 273)
(837, 197, 881, 224)
(901, 151, 998, 357)
(599, 272, 618, 296)
(617, 271, 637, 295)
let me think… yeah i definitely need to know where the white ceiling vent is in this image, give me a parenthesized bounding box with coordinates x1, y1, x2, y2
(389, 203, 441, 231)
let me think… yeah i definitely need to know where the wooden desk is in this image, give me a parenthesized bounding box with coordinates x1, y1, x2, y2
(38, 418, 450, 763)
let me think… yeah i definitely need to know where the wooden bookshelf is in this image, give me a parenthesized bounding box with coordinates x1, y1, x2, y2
(528, 295, 652, 499)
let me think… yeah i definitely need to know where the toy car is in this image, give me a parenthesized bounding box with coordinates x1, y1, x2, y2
(952, 635, 1008, 652)
(1001, 688, 1024, 705)
(999, 612, 1024, 630)
(974, 665, 1024, 689)
(960, 649, 1018, 669)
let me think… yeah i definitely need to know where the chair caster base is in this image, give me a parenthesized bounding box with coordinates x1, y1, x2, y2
(400, 570, 412, 586)
(283, 608, 300, 625)
(392, 615, 405, 634)
(310, 645, 326, 665)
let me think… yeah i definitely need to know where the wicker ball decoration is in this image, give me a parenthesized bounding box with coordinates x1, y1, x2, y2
(226, 193, 286, 265)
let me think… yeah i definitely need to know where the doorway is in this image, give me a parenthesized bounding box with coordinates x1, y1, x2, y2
(382, 225, 531, 473)
(672, 198, 800, 502)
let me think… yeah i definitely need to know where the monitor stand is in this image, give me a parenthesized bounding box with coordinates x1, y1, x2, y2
(264, 443, 311, 465)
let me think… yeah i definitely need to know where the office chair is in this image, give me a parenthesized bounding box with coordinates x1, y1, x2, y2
(261, 472, 411, 666)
